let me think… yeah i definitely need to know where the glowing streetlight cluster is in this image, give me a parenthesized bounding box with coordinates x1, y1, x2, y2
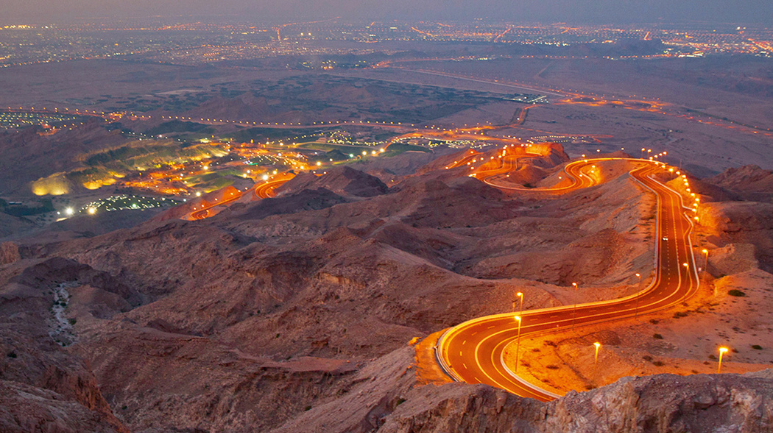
(649, 150, 667, 161)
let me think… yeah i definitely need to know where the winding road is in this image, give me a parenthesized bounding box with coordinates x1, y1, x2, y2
(436, 158, 699, 401)
(188, 174, 295, 220)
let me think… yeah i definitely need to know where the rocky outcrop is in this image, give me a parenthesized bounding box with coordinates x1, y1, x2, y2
(0, 242, 21, 265)
(543, 370, 773, 432)
(377, 384, 545, 433)
(278, 166, 389, 197)
(699, 202, 773, 271)
(708, 165, 773, 194)
(707, 243, 759, 277)
(378, 370, 773, 433)
(234, 187, 349, 220)
(11, 257, 142, 306)
(532, 142, 572, 168)
(0, 258, 129, 432)
(0, 381, 123, 433)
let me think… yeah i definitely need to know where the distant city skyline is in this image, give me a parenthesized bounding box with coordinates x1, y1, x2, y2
(3, 0, 773, 25)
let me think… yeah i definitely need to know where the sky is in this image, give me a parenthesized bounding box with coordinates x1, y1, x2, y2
(2, 0, 772, 25)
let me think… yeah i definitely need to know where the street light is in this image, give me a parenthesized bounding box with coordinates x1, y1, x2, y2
(514, 315, 523, 372)
(572, 282, 578, 330)
(594, 342, 601, 367)
(702, 249, 709, 277)
(718, 347, 728, 373)
(634, 273, 641, 319)
(516, 292, 524, 315)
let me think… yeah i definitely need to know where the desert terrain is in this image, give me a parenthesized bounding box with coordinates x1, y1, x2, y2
(2, 142, 773, 432)
(1, 29, 773, 433)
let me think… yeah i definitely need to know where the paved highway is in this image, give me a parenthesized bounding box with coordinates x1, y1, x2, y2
(477, 156, 602, 192)
(189, 190, 245, 220)
(188, 175, 294, 220)
(253, 175, 295, 200)
(437, 158, 699, 401)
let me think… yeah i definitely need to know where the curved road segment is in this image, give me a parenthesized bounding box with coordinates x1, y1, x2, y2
(189, 176, 293, 220)
(437, 158, 699, 401)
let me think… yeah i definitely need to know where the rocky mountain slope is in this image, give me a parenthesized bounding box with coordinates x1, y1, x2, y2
(375, 368, 773, 433)
(2, 149, 771, 432)
(0, 121, 128, 196)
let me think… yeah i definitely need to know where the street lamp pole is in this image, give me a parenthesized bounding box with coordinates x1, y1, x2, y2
(517, 292, 524, 315)
(572, 282, 578, 330)
(592, 342, 601, 383)
(635, 273, 641, 320)
(514, 316, 523, 372)
(718, 347, 728, 373)
(702, 249, 709, 277)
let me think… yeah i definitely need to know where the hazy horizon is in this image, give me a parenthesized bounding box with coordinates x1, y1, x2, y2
(3, 0, 773, 26)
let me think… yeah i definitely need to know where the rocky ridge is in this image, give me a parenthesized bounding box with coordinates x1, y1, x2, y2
(1, 149, 771, 432)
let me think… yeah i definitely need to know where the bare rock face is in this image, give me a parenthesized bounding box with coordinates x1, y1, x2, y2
(701, 202, 773, 234)
(396, 177, 516, 229)
(534, 142, 571, 167)
(708, 165, 773, 196)
(11, 257, 142, 306)
(707, 243, 759, 277)
(465, 227, 628, 285)
(699, 202, 773, 272)
(545, 371, 773, 432)
(234, 187, 349, 221)
(377, 384, 545, 433)
(508, 164, 549, 186)
(278, 166, 389, 198)
(0, 381, 123, 433)
(378, 370, 773, 433)
(0, 242, 21, 265)
(0, 258, 129, 432)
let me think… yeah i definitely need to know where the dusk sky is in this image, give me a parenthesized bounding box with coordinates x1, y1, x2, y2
(3, 0, 772, 25)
